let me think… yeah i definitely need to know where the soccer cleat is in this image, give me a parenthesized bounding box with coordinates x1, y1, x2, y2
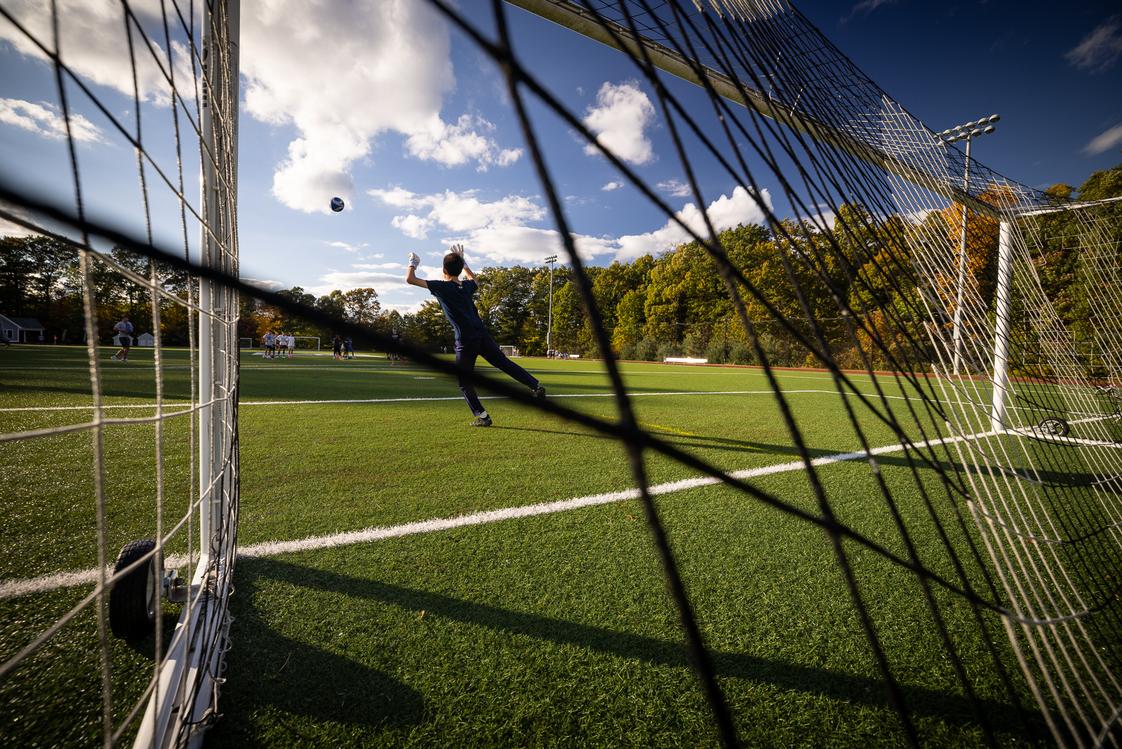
(470, 415, 493, 427)
(532, 384, 547, 400)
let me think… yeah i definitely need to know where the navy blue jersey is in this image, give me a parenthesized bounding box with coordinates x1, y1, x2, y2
(426, 279, 486, 342)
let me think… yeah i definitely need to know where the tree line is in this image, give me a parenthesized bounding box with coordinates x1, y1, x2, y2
(2, 163, 1118, 367)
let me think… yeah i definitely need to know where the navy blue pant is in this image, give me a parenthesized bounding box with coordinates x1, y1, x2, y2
(456, 335, 538, 416)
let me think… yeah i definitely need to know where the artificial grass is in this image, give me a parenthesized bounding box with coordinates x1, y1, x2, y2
(0, 344, 1079, 746)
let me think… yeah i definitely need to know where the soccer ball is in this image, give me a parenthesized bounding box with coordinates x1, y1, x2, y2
(330, 197, 345, 212)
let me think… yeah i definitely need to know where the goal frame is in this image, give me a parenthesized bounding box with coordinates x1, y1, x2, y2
(132, 1, 241, 745)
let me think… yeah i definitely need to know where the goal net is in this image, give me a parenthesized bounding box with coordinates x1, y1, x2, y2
(292, 336, 320, 351)
(2, 0, 1121, 746)
(0, 1, 241, 746)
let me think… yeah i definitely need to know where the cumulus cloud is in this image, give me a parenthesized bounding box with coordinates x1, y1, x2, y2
(611, 186, 771, 260)
(582, 81, 656, 165)
(244, 278, 285, 291)
(0, 98, 104, 143)
(0, 2, 523, 214)
(391, 214, 433, 240)
(1084, 122, 1122, 155)
(371, 180, 768, 266)
(325, 240, 368, 253)
(240, 2, 524, 212)
(405, 114, 523, 170)
(310, 262, 437, 296)
(371, 188, 545, 234)
(0, 0, 192, 107)
(465, 186, 771, 264)
(657, 179, 692, 198)
(602, 181, 623, 191)
(0, 204, 40, 239)
(1066, 16, 1122, 73)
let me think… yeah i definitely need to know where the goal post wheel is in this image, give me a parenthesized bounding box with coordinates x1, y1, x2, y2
(109, 538, 161, 640)
(1038, 417, 1071, 437)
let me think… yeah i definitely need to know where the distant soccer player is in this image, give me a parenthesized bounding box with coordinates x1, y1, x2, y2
(332, 334, 343, 361)
(406, 244, 545, 426)
(344, 336, 354, 359)
(284, 333, 295, 359)
(112, 315, 134, 362)
(263, 330, 275, 359)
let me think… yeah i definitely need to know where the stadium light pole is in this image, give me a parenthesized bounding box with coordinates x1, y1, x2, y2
(938, 114, 999, 376)
(545, 255, 558, 355)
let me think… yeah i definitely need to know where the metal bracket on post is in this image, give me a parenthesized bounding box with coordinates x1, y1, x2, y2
(990, 219, 1013, 433)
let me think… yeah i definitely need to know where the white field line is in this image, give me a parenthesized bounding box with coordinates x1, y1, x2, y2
(1, 389, 915, 413)
(0, 427, 992, 600)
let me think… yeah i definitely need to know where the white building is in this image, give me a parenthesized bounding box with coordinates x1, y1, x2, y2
(0, 314, 45, 343)
(113, 332, 155, 347)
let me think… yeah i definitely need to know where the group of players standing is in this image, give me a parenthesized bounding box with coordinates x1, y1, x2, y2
(262, 331, 295, 359)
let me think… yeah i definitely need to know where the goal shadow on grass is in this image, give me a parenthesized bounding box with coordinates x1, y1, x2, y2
(493, 424, 841, 459)
(225, 556, 1046, 740)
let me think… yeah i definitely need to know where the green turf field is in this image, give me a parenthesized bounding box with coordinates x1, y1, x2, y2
(0, 344, 1053, 746)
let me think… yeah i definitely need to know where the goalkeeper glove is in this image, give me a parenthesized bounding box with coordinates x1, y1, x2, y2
(407, 252, 421, 268)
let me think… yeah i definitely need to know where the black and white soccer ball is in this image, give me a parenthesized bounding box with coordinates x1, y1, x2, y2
(330, 196, 345, 213)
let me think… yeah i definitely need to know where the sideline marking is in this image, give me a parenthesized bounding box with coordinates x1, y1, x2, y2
(0, 428, 991, 599)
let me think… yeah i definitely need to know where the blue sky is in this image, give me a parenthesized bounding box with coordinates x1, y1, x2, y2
(1, 1, 1120, 313)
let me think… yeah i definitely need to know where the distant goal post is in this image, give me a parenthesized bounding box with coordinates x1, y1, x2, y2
(499, 345, 520, 357)
(293, 336, 320, 350)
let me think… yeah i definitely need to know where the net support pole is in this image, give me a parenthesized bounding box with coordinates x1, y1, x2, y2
(989, 219, 1013, 432)
(951, 137, 972, 376)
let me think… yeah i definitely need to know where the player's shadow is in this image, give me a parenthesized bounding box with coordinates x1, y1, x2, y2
(243, 556, 1045, 739)
(492, 424, 839, 459)
(209, 564, 424, 741)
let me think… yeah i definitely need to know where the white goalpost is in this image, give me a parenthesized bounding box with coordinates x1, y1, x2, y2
(0, 1, 242, 746)
(292, 335, 320, 351)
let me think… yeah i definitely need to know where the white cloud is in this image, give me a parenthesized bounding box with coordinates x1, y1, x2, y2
(611, 186, 771, 261)
(657, 179, 691, 198)
(582, 81, 656, 165)
(1, 1, 521, 214)
(368, 187, 424, 210)
(0, 205, 40, 239)
(1084, 122, 1122, 155)
(244, 278, 285, 291)
(239, 3, 520, 213)
(0, 98, 105, 143)
(325, 240, 368, 253)
(1066, 16, 1122, 73)
(371, 180, 768, 266)
(463, 186, 771, 264)
(371, 188, 545, 235)
(602, 181, 623, 191)
(310, 262, 437, 296)
(0, 0, 192, 107)
(460, 224, 619, 265)
(405, 114, 523, 171)
(391, 214, 433, 240)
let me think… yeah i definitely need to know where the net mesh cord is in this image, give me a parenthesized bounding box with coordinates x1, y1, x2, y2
(0, 0, 1120, 747)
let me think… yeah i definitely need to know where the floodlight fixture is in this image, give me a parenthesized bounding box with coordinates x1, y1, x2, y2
(942, 113, 1001, 376)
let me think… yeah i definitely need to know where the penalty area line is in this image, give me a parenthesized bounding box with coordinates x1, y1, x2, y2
(0, 427, 991, 600)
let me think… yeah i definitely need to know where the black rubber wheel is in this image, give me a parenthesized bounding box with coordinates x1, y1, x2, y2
(109, 539, 160, 640)
(1038, 417, 1071, 437)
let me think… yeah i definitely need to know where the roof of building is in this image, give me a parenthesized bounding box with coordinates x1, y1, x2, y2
(0, 314, 45, 330)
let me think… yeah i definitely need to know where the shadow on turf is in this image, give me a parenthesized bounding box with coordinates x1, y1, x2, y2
(212, 588, 424, 741)
(234, 556, 1045, 740)
(492, 424, 839, 459)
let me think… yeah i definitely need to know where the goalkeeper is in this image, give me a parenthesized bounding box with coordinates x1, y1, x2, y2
(406, 245, 545, 426)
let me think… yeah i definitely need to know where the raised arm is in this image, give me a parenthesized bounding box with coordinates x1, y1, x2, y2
(405, 252, 427, 288)
(450, 243, 475, 281)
